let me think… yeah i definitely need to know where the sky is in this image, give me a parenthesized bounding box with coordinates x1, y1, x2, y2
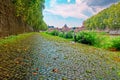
(43, 0, 119, 28)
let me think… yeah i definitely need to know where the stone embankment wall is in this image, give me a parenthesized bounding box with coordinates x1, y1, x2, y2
(0, 0, 32, 37)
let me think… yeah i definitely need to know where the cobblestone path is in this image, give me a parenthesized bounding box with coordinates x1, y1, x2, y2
(0, 34, 120, 80)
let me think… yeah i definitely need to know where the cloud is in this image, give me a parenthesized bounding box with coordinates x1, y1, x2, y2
(67, 0, 70, 3)
(44, 0, 93, 19)
(81, 0, 119, 13)
(50, 0, 56, 7)
(84, 0, 119, 6)
(44, 0, 120, 19)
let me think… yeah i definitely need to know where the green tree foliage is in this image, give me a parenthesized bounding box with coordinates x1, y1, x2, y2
(84, 2, 120, 30)
(12, 0, 47, 31)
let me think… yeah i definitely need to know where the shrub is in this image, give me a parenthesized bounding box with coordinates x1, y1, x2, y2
(76, 31, 99, 45)
(111, 36, 120, 50)
(97, 36, 112, 49)
(58, 32, 64, 37)
(49, 30, 59, 36)
(63, 31, 73, 39)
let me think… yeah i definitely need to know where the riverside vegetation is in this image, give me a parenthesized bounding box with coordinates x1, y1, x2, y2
(46, 30, 120, 51)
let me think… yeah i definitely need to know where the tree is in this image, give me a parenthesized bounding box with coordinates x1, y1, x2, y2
(12, 0, 47, 31)
(84, 2, 120, 30)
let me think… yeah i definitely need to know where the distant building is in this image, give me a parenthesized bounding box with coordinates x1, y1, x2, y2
(48, 25, 55, 31)
(62, 24, 71, 32)
(47, 24, 85, 33)
(48, 25, 54, 28)
(74, 26, 85, 32)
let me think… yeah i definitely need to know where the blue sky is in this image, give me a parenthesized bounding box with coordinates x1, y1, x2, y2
(43, 0, 119, 28)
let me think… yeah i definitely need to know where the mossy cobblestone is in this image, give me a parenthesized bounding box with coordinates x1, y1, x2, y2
(0, 33, 120, 80)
